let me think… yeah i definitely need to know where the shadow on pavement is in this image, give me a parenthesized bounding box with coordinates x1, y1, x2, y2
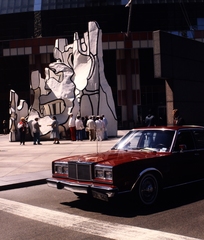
(61, 181, 204, 217)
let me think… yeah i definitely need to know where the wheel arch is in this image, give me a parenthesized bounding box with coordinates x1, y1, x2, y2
(131, 168, 163, 192)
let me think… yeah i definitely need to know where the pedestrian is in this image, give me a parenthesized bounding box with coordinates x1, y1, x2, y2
(100, 116, 105, 140)
(32, 117, 42, 145)
(173, 109, 185, 126)
(81, 117, 87, 139)
(48, 116, 60, 144)
(145, 109, 156, 127)
(92, 115, 96, 122)
(102, 114, 108, 140)
(86, 116, 96, 141)
(95, 116, 103, 141)
(17, 117, 28, 145)
(68, 113, 76, 141)
(83, 116, 89, 139)
(2, 120, 8, 134)
(75, 115, 84, 141)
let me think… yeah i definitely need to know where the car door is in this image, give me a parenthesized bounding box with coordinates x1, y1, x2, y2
(170, 130, 199, 185)
(191, 129, 204, 180)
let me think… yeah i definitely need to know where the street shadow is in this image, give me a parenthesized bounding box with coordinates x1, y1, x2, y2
(61, 181, 204, 217)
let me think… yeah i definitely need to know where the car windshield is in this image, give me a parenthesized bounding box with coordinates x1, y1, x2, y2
(112, 129, 175, 152)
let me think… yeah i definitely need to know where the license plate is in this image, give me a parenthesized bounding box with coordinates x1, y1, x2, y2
(92, 190, 108, 201)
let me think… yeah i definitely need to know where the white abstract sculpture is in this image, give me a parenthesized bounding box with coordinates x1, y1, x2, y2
(9, 90, 29, 141)
(9, 21, 117, 141)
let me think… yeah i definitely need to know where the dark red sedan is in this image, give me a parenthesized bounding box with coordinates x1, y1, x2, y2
(47, 125, 204, 205)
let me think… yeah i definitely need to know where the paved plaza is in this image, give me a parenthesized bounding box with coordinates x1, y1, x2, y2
(0, 130, 128, 190)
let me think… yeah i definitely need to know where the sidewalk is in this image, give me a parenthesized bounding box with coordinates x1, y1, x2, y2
(0, 130, 128, 191)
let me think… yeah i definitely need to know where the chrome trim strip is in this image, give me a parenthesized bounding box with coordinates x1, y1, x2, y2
(91, 185, 117, 192)
(46, 178, 118, 196)
(138, 168, 163, 178)
(54, 162, 69, 165)
(94, 164, 113, 169)
(163, 178, 204, 190)
(169, 130, 177, 152)
(64, 186, 87, 194)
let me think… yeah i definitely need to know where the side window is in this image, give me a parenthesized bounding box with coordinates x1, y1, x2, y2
(174, 131, 195, 151)
(193, 130, 204, 149)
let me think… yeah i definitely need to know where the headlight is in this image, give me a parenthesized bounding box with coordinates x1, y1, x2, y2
(104, 171, 112, 180)
(54, 162, 68, 174)
(95, 169, 104, 178)
(94, 165, 113, 180)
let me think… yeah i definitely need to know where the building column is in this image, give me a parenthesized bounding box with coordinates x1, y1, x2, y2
(165, 79, 174, 125)
(125, 49, 133, 122)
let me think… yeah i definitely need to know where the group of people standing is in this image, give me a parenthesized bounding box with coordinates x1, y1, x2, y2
(17, 116, 60, 145)
(17, 113, 108, 145)
(68, 113, 108, 141)
(144, 108, 185, 127)
(16, 108, 185, 145)
(86, 115, 108, 141)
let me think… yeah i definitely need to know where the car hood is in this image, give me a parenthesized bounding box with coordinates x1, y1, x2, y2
(54, 150, 170, 166)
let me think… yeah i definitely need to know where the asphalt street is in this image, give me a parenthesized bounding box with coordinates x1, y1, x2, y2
(0, 130, 128, 191)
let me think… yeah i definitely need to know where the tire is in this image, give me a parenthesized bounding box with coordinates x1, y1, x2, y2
(137, 173, 159, 206)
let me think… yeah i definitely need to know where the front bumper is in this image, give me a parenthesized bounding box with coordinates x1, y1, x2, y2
(46, 178, 119, 201)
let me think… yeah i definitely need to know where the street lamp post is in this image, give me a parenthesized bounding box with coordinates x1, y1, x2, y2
(125, 0, 133, 37)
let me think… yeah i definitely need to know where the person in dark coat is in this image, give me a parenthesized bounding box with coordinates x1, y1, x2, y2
(173, 109, 185, 126)
(32, 117, 42, 145)
(48, 116, 60, 144)
(2, 120, 8, 134)
(17, 117, 28, 145)
(145, 109, 156, 127)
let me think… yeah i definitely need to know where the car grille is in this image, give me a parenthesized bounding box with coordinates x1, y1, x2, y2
(68, 162, 92, 181)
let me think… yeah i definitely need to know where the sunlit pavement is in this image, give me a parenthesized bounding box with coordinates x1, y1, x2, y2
(0, 130, 128, 190)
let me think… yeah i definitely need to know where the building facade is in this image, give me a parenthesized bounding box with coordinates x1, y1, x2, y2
(1, 0, 204, 132)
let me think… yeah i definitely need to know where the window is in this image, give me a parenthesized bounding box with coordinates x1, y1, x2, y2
(174, 131, 195, 151)
(34, 0, 41, 11)
(197, 18, 204, 30)
(193, 130, 204, 149)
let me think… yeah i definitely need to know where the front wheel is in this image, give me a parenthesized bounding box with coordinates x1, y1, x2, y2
(137, 173, 159, 206)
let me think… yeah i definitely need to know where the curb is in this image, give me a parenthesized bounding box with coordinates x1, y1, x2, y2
(0, 179, 47, 191)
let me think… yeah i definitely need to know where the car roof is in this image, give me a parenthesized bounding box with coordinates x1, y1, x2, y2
(132, 125, 204, 131)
